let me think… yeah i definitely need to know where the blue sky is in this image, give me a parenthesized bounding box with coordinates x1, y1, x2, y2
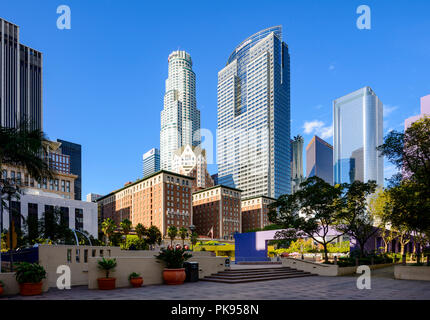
(1, 0, 430, 197)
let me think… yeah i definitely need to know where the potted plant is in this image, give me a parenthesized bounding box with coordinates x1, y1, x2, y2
(0, 280, 4, 296)
(97, 258, 117, 290)
(128, 272, 143, 288)
(15, 262, 46, 296)
(155, 246, 192, 285)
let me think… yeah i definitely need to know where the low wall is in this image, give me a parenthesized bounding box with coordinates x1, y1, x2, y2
(394, 266, 430, 281)
(0, 272, 49, 296)
(88, 255, 225, 289)
(282, 258, 395, 276)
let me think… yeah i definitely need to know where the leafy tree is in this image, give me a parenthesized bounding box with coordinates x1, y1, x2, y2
(101, 218, 117, 246)
(269, 176, 347, 263)
(146, 225, 162, 250)
(179, 227, 188, 247)
(190, 231, 198, 249)
(336, 180, 378, 257)
(369, 188, 394, 253)
(120, 218, 132, 245)
(167, 225, 178, 246)
(135, 223, 147, 240)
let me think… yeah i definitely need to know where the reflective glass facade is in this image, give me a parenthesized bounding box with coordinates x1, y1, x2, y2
(306, 135, 333, 185)
(333, 87, 383, 186)
(143, 148, 160, 178)
(217, 26, 291, 199)
(57, 139, 82, 200)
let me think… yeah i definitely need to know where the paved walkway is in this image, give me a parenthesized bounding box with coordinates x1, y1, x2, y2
(3, 266, 430, 300)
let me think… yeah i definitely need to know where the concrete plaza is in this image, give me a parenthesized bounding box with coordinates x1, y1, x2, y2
(3, 266, 430, 300)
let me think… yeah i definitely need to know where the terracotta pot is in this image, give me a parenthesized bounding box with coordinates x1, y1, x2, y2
(163, 268, 186, 285)
(19, 282, 43, 296)
(97, 278, 116, 290)
(130, 277, 143, 288)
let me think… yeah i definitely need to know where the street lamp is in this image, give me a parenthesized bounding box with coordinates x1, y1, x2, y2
(2, 183, 17, 272)
(189, 224, 196, 251)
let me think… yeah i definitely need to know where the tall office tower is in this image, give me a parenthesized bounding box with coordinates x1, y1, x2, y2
(290, 135, 304, 193)
(217, 26, 291, 199)
(333, 87, 383, 186)
(57, 139, 82, 200)
(306, 135, 334, 185)
(160, 50, 201, 171)
(0, 18, 42, 130)
(143, 148, 160, 178)
(405, 94, 430, 130)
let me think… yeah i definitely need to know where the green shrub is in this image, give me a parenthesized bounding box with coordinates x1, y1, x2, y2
(97, 258, 117, 278)
(128, 272, 141, 280)
(15, 262, 46, 284)
(155, 247, 192, 269)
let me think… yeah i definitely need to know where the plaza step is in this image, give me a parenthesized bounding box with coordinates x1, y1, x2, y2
(201, 267, 317, 284)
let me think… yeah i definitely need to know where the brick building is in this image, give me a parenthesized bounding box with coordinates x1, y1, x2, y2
(97, 170, 194, 238)
(241, 196, 276, 232)
(192, 185, 241, 241)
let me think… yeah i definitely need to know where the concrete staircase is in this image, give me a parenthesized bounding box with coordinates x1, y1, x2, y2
(201, 266, 317, 284)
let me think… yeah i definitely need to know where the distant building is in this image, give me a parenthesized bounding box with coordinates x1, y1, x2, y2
(172, 145, 214, 192)
(86, 193, 103, 203)
(291, 135, 304, 193)
(0, 18, 42, 131)
(211, 173, 218, 185)
(405, 94, 430, 129)
(192, 185, 242, 241)
(57, 139, 82, 200)
(241, 196, 276, 232)
(143, 148, 160, 178)
(97, 171, 193, 237)
(333, 87, 383, 186)
(306, 135, 333, 185)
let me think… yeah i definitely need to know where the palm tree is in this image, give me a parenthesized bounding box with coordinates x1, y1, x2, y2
(120, 218, 132, 244)
(179, 227, 188, 247)
(146, 225, 162, 250)
(101, 218, 117, 246)
(135, 223, 146, 240)
(167, 225, 178, 246)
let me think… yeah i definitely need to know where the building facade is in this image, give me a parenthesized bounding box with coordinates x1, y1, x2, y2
(333, 87, 383, 186)
(0, 18, 42, 130)
(290, 135, 304, 193)
(143, 148, 160, 178)
(241, 196, 276, 233)
(172, 145, 214, 192)
(306, 135, 334, 185)
(97, 171, 194, 237)
(160, 51, 201, 171)
(192, 185, 241, 241)
(86, 193, 103, 203)
(217, 26, 291, 199)
(57, 139, 82, 200)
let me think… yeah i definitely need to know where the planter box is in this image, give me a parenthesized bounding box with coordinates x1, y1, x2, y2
(394, 265, 430, 281)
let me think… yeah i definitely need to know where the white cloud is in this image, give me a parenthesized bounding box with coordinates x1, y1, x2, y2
(383, 104, 398, 117)
(303, 120, 333, 139)
(329, 64, 335, 71)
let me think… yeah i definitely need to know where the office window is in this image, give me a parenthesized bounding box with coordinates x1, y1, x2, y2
(75, 208, 84, 231)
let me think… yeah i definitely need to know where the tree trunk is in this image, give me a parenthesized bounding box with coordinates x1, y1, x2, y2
(323, 244, 329, 263)
(416, 243, 421, 264)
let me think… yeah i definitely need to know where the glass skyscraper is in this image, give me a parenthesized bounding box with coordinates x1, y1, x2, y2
(160, 50, 201, 171)
(217, 26, 291, 199)
(57, 139, 82, 200)
(333, 87, 383, 186)
(306, 135, 333, 185)
(143, 148, 160, 178)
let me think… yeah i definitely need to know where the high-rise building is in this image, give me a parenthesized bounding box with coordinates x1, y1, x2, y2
(290, 135, 304, 193)
(143, 148, 160, 178)
(172, 145, 214, 192)
(160, 51, 201, 171)
(306, 135, 333, 185)
(211, 173, 218, 185)
(0, 18, 42, 130)
(333, 87, 383, 186)
(217, 26, 291, 199)
(57, 139, 82, 200)
(405, 94, 430, 129)
(86, 193, 103, 203)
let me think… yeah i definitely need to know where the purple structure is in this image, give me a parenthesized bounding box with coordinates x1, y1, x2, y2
(405, 94, 430, 129)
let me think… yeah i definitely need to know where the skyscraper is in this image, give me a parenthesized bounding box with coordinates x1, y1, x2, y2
(306, 135, 333, 185)
(143, 148, 160, 178)
(291, 135, 304, 193)
(217, 26, 291, 199)
(57, 139, 82, 200)
(333, 87, 383, 186)
(160, 50, 201, 171)
(404, 94, 430, 129)
(0, 18, 42, 130)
